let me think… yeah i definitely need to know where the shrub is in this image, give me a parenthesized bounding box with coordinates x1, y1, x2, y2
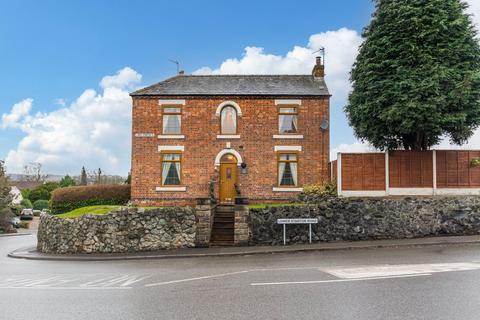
(471, 158, 480, 167)
(20, 199, 33, 208)
(19, 221, 30, 229)
(29, 182, 59, 202)
(297, 181, 337, 203)
(12, 205, 25, 216)
(50, 184, 131, 214)
(33, 199, 49, 210)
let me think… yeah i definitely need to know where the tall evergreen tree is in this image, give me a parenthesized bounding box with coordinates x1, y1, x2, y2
(80, 167, 87, 186)
(346, 0, 480, 150)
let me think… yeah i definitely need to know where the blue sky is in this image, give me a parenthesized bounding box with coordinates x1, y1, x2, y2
(0, 0, 478, 175)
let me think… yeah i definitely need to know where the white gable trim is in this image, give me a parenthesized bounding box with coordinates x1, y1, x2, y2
(215, 101, 242, 117)
(275, 99, 301, 105)
(158, 99, 186, 105)
(274, 146, 302, 152)
(214, 149, 243, 167)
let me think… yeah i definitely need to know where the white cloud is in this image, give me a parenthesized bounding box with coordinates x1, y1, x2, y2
(99, 67, 142, 90)
(466, 0, 479, 30)
(194, 27, 362, 104)
(2, 67, 141, 175)
(1, 98, 33, 129)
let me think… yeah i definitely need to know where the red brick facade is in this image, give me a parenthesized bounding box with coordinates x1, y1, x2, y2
(131, 94, 330, 206)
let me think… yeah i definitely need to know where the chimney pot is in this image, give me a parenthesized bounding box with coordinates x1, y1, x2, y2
(312, 57, 325, 78)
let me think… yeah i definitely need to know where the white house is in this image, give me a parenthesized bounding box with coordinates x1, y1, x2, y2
(9, 186, 23, 205)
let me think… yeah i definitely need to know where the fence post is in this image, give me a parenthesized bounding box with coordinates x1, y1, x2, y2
(432, 150, 437, 195)
(385, 151, 390, 196)
(337, 153, 342, 196)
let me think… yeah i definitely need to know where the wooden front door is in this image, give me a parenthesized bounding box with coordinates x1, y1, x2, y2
(219, 163, 237, 203)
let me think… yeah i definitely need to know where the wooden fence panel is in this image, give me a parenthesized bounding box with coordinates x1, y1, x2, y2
(436, 150, 480, 188)
(341, 153, 385, 191)
(389, 151, 433, 188)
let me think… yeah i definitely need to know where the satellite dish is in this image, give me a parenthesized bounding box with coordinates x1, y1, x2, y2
(320, 119, 329, 130)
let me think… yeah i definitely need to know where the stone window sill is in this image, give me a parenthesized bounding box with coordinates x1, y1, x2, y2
(158, 135, 185, 139)
(272, 187, 303, 192)
(273, 135, 304, 139)
(156, 186, 187, 192)
(217, 135, 241, 139)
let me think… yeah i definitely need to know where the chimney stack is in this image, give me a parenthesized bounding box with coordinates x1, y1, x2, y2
(312, 56, 325, 78)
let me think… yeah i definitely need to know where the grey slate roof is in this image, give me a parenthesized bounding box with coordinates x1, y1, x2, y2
(130, 75, 329, 96)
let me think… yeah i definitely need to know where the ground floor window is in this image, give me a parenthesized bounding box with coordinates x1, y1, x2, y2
(278, 153, 298, 186)
(161, 153, 181, 185)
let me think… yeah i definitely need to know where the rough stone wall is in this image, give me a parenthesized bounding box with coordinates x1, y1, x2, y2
(37, 207, 196, 254)
(131, 95, 330, 206)
(250, 196, 480, 245)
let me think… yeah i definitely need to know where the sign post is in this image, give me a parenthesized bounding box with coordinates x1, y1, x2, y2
(277, 218, 318, 246)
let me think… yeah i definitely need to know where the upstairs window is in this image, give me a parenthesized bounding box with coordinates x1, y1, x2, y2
(161, 153, 181, 185)
(278, 153, 298, 186)
(162, 106, 182, 134)
(279, 107, 298, 134)
(220, 106, 237, 134)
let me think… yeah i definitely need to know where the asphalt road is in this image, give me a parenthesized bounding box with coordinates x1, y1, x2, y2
(2, 235, 480, 320)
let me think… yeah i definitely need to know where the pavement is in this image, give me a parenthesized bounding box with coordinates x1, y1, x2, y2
(8, 234, 480, 261)
(4, 231, 480, 319)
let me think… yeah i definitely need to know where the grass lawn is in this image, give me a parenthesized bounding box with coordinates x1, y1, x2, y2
(57, 205, 121, 219)
(248, 203, 305, 209)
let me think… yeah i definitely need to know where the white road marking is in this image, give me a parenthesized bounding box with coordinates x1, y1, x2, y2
(0, 286, 132, 290)
(145, 270, 250, 287)
(80, 274, 152, 287)
(250, 273, 431, 286)
(0, 274, 151, 290)
(323, 262, 480, 279)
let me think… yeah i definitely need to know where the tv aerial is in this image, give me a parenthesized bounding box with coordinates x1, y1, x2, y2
(168, 59, 180, 74)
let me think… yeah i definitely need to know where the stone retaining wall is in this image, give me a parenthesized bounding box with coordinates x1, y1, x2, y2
(250, 196, 480, 245)
(37, 207, 196, 254)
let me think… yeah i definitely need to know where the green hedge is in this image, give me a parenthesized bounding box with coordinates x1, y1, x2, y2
(50, 184, 131, 214)
(33, 200, 49, 210)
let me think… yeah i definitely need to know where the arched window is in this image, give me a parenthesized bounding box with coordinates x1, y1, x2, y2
(220, 106, 237, 134)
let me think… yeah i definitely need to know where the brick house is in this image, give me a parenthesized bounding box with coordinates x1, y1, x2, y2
(130, 57, 330, 207)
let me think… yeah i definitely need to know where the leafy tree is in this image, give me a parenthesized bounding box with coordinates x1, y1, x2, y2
(0, 164, 14, 231)
(21, 188, 31, 200)
(20, 198, 33, 209)
(80, 167, 87, 186)
(0, 160, 11, 209)
(346, 0, 480, 150)
(125, 172, 131, 185)
(59, 175, 76, 188)
(29, 182, 59, 202)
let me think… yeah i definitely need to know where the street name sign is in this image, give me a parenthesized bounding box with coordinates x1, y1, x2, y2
(277, 218, 318, 224)
(277, 218, 318, 245)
